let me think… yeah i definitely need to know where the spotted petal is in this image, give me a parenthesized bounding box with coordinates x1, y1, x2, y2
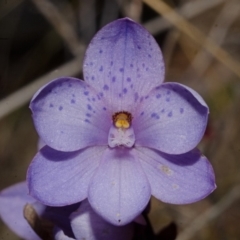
(135, 147, 216, 204)
(134, 82, 209, 154)
(70, 199, 134, 240)
(88, 148, 151, 226)
(27, 145, 106, 206)
(30, 77, 111, 152)
(83, 18, 165, 113)
(0, 182, 42, 240)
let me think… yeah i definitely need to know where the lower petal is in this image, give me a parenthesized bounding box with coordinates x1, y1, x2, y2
(70, 199, 134, 240)
(88, 148, 151, 226)
(0, 182, 42, 240)
(135, 147, 216, 204)
(27, 146, 106, 206)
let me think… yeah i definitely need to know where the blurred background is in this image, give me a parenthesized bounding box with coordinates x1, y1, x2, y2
(0, 0, 240, 239)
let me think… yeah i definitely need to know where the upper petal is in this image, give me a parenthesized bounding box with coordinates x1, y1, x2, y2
(88, 148, 151, 226)
(27, 145, 106, 206)
(70, 199, 134, 240)
(30, 77, 111, 152)
(0, 182, 42, 240)
(134, 82, 209, 154)
(83, 18, 165, 113)
(135, 147, 216, 204)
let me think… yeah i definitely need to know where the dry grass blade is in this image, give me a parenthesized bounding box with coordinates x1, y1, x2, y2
(31, 0, 83, 56)
(143, 0, 240, 78)
(0, 56, 84, 119)
(176, 185, 240, 240)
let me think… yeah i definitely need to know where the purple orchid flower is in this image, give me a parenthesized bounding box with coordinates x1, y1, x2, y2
(0, 181, 43, 240)
(0, 182, 133, 240)
(27, 18, 216, 226)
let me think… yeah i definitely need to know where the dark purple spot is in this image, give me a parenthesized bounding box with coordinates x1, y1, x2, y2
(71, 99, 75, 104)
(103, 107, 107, 111)
(110, 61, 113, 66)
(85, 119, 91, 123)
(156, 94, 161, 99)
(72, 94, 75, 98)
(99, 92, 104, 97)
(123, 88, 127, 94)
(86, 113, 91, 117)
(119, 68, 124, 72)
(59, 106, 63, 111)
(180, 108, 184, 114)
(140, 111, 144, 116)
(167, 90, 171, 95)
(92, 98, 96, 101)
(161, 109, 165, 113)
(112, 77, 116, 82)
(151, 113, 160, 119)
(103, 85, 109, 91)
(99, 66, 103, 72)
(130, 64, 133, 68)
(127, 77, 131, 82)
(119, 93, 122, 98)
(137, 45, 141, 49)
(91, 76, 95, 81)
(99, 49, 103, 54)
(49, 103, 54, 108)
(155, 86, 161, 90)
(168, 111, 172, 117)
(84, 91, 89, 96)
(87, 104, 92, 110)
(145, 96, 149, 99)
(148, 54, 152, 58)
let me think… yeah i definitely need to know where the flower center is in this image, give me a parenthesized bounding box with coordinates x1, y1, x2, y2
(113, 112, 132, 129)
(108, 111, 135, 148)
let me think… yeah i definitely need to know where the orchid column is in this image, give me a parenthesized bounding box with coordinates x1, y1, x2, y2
(27, 18, 216, 226)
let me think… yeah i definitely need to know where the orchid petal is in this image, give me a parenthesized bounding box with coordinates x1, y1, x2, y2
(83, 18, 165, 113)
(70, 199, 134, 240)
(30, 77, 111, 152)
(27, 146, 106, 206)
(0, 182, 42, 240)
(135, 147, 216, 204)
(88, 148, 151, 226)
(134, 82, 209, 154)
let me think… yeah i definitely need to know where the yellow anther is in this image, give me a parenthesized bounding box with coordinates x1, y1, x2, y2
(113, 112, 132, 129)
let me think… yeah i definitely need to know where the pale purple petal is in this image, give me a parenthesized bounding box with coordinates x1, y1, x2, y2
(134, 82, 209, 154)
(135, 147, 216, 204)
(70, 199, 134, 240)
(88, 148, 151, 226)
(54, 228, 75, 240)
(30, 77, 112, 152)
(0, 182, 42, 240)
(83, 18, 165, 113)
(27, 146, 106, 206)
